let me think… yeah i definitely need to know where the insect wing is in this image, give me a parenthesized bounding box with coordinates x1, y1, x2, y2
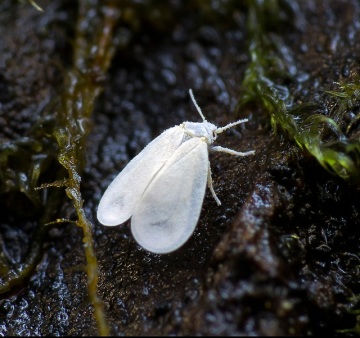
(97, 126, 185, 226)
(131, 137, 208, 254)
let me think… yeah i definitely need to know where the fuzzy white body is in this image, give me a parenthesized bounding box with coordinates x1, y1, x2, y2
(97, 90, 254, 254)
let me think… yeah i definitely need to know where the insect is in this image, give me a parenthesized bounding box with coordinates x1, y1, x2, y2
(97, 89, 255, 254)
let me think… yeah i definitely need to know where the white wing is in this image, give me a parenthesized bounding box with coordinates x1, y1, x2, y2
(131, 137, 209, 254)
(97, 126, 185, 226)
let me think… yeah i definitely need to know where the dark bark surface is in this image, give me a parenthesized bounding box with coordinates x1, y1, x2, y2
(0, 0, 359, 336)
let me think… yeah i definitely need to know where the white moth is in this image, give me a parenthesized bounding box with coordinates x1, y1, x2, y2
(97, 89, 255, 254)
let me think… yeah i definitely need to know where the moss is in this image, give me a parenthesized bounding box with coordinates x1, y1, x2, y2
(0, 0, 123, 335)
(239, 0, 360, 182)
(42, 1, 122, 334)
(17, 0, 43, 11)
(0, 0, 187, 334)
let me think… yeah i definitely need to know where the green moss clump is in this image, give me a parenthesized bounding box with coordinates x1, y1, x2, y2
(240, 0, 360, 182)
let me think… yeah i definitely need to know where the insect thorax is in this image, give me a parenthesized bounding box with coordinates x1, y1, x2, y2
(182, 121, 217, 144)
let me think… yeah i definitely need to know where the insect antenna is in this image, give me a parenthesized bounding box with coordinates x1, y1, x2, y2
(189, 89, 207, 121)
(215, 118, 248, 134)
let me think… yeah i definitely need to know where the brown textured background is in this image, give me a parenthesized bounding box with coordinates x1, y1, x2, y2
(0, 0, 359, 335)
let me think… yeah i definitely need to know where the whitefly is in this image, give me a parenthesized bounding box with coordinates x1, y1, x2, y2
(97, 89, 255, 254)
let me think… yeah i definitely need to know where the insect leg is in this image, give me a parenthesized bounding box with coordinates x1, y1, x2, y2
(211, 146, 255, 157)
(207, 161, 221, 206)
